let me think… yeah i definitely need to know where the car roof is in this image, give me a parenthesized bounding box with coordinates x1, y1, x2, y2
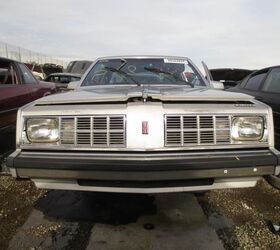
(96, 55, 191, 61)
(0, 57, 18, 63)
(254, 65, 280, 72)
(47, 72, 82, 77)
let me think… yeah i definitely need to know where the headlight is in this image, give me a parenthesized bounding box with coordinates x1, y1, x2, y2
(231, 117, 264, 141)
(26, 118, 59, 143)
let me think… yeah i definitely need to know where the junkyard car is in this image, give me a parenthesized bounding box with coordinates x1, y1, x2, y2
(0, 57, 56, 154)
(44, 72, 82, 91)
(7, 56, 280, 193)
(228, 66, 280, 188)
(210, 68, 254, 89)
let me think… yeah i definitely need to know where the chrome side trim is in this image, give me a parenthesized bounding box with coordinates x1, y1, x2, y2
(0, 107, 18, 115)
(20, 144, 270, 152)
(32, 177, 259, 193)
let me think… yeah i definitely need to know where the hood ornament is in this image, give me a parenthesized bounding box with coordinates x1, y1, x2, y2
(142, 89, 148, 103)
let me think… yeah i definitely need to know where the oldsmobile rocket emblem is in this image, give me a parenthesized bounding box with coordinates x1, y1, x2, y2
(142, 121, 149, 134)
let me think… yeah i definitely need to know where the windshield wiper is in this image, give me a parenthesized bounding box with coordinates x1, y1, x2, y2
(144, 66, 193, 87)
(104, 66, 140, 86)
(117, 58, 127, 71)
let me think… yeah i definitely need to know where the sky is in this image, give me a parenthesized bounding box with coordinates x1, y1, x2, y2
(1, 0, 280, 69)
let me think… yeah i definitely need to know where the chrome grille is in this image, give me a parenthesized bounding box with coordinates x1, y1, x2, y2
(165, 115, 231, 146)
(60, 115, 126, 147)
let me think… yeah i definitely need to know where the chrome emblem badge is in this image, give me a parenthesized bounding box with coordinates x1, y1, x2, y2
(142, 121, 149, 134)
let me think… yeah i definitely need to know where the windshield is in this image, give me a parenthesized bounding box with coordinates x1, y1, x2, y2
(81, 58, 206, 87)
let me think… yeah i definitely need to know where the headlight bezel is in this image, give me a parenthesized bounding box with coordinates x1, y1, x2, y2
(25, 117, 59, 143)
(231, 116, 266, 142)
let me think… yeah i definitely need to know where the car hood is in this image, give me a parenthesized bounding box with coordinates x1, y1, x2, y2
(35, 85, 254, 105)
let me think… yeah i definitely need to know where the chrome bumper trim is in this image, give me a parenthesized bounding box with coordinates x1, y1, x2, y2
(32, 177, 259, 193)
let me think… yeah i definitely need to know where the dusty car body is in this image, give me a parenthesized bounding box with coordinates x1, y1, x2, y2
(7, 56, 280, 193)
(0, 57, 56, 153)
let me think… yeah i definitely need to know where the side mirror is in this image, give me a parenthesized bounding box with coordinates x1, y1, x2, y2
(211, 81, 224, 90)
(67, 81, 80, 90)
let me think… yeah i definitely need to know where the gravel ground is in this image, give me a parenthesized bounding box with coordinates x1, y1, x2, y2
(0, 177, 46, 250)
(197, 178, 280, 250)
(1, 176, 280, 249)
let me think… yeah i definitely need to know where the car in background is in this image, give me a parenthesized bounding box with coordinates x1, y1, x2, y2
(44, 73, 82, 91)
(210, 68, 254, 89)
(32, 71, 44, 80)
(0, 57, 56, 155)
(65, 60, 93, 74)
(42, 63, 63, 76)
(25, 63, 64, 79)
(228, 66, 280, 189)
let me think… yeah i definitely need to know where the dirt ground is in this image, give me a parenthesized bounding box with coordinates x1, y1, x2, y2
(0, 176, 280, 250)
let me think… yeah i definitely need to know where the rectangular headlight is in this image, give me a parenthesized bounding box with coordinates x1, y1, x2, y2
(26, 118, 59, 143)
(231, 117, 264, 141)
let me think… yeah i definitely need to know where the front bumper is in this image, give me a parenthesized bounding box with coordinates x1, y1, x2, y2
(7, 148, 279, 180)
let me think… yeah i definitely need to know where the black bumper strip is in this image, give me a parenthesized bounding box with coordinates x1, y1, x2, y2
(16, 166, 274, 180)
(7, 150, 278, 172)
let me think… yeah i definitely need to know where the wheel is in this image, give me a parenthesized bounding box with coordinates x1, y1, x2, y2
(265, 175, 280, 190)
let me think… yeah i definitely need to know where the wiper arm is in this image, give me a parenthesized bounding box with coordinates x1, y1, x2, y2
(117, 59, 127, 71)
(144, 66, 193, 87)
(104, 66, 140, 86)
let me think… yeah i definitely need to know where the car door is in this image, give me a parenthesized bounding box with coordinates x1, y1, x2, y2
(0, 62, 32, 130)
(0, 61, 38, 153)
(257, 67, 280, 149)
(17, 63, 46, 100)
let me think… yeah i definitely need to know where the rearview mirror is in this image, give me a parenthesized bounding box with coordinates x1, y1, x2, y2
(67, 81, 80, 90)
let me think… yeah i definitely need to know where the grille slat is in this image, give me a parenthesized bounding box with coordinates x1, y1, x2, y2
(165, 115, 231, 146)
(60, 115, 125, 147)
(60, 118, 75, 144)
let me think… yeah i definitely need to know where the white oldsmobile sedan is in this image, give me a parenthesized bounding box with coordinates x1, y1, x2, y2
(7, 56, 280, 193)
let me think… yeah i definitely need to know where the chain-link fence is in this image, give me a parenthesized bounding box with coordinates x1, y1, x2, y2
(0, 41, 68, 68)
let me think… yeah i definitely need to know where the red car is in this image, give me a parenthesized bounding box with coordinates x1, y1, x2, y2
(0, 57, 56, 154)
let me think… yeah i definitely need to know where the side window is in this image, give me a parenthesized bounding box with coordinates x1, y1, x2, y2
(262, 68, 280, 94)
(239, 75, 250, 88)
(60, 76, 70, 83)
(0, 62, 18, 85)
(0, 68, 9, 84)
(18, 63, 38, 84)
(70, 76, 80, 82)
(244, 71, 267, 91)
(53, 76, 60, 83)
(81, 63, 86, 70)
